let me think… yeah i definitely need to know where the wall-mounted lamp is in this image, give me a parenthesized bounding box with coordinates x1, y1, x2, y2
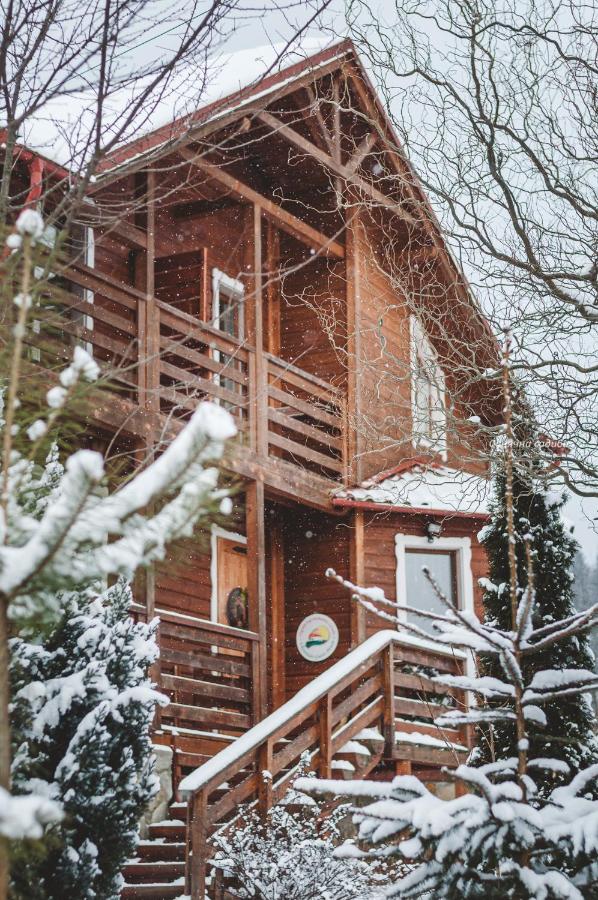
(425, 519, 443, 543)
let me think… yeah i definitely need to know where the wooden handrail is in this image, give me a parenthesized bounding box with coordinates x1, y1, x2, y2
(129, 602, 260, 642)
(180, 630, 468, 899)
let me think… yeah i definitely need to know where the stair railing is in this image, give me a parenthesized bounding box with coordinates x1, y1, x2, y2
(179, 630, 469, 900)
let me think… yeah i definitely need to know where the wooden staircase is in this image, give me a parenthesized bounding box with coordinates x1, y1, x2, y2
(121, 630, 470, 900)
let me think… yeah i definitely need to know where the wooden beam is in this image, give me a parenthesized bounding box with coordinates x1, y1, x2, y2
(79, 202, 148, 249)
(269, 517, 286, 710)
(256, 110, 417, 224)
(178, 147, 345, 259)
(345, 131, 378, 176)
(246, 480, 268, 720)
(345, 207, 363, 484)
(265, 221, 280, 355)
(304, 85, 336, 157)
(350, 509, 366, 646)
(145, 170, 159, 433)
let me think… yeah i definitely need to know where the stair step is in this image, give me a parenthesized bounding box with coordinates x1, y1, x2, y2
(137, 842, 186, 862)
(123, 861, 185, 884)
(168, 802, 187, 820)
(148, 821, 186, 841)
(121, 883, 184, 899)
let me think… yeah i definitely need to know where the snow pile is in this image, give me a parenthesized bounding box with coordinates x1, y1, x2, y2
(0, 786, 61, 840)
(335, 464, 490, 515)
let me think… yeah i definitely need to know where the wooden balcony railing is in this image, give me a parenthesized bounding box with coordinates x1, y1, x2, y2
(177, 630, 470, 900)
(39, 264, 346, 481)
(130, 604, 260, 789)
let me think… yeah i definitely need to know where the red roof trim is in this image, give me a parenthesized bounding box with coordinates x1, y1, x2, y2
(331, 497, 489, 520)
(361, 456, 441, 486)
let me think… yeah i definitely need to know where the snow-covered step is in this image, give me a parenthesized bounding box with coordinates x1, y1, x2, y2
(148, 821, 186, 842)
(121, 882, 184, 899)
(168, 802, 188, 820)
(136, 841, 185, 862)
(123, 860, 185, 884)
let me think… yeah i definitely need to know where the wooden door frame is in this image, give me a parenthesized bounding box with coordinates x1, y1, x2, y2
(210, 525, 248, 624)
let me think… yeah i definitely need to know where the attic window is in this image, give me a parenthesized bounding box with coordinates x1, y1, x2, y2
(411, 317, 446, 454)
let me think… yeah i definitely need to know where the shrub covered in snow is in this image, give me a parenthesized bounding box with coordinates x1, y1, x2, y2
(211, 779, 408, 900)
(10, 579, 163, 899)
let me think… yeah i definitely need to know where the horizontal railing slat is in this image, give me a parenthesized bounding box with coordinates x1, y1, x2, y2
(268, 431, 344, 473)
(267, 406, 342, 451)
(267, 383, 341, 429)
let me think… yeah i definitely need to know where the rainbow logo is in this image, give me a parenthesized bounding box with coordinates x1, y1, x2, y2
(306, 625, 329, 648)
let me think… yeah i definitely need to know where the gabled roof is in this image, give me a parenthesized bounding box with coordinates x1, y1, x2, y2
(102, 39, 355, 172)
(333, 461, 490, 518)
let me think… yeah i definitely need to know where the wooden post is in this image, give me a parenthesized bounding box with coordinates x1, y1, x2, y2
(187, 789, 208, 900)
(318, 694, 333, 778)
(345, 207, 362, 484)
(269, 518, 286, 709)
(246, 480, 267, 721)
(382, 642, 395, 756)
(350, 509, 366, 647)
(395, 759, 412, 776)
(245, 203, 268, 458)
(266, 221, 281, 356)
(257, 740, 274, 817)
(144, 169, 159, 436)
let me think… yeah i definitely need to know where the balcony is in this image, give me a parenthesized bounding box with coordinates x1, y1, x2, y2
(30, 259, 347, 492)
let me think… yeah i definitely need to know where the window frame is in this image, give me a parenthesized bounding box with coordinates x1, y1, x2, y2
(410, 316, 447, 459)
(395, 533, 474, 629)
(211, 267, 245, 339)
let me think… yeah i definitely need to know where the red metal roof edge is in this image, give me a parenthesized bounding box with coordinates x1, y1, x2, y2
(0, 135, 69, 179)
(101, 39, 355, 171)
(331, 497, 489, 520)
(361, 456, 442, 486)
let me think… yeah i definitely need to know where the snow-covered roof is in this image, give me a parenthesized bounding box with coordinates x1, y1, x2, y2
(17, 37, 349, 172)
(333, 462, 490, 517)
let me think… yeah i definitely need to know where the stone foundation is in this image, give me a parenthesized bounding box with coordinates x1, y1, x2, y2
(139, 744, 174, 838)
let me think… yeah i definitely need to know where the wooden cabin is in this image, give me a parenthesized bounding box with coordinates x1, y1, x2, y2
(6, 40, 501, 899)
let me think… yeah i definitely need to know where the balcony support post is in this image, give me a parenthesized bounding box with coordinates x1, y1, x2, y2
(345, 206, 362, 484)
(245, 203, 268, 458)
(246, 479, 268, 721)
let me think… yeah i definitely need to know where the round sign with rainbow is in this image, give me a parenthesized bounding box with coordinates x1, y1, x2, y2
(296, 613, 339, 663)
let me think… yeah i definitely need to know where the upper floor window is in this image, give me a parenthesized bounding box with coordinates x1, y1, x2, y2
(212, 268, 244, 339)
(411, 317, 446, 454)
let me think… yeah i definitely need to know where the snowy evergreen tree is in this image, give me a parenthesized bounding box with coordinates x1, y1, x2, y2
(474, 466, 598, 792)
(572, 551, 598, 670)
(10, 578, 162, 900)
(297, 342, 598, 897)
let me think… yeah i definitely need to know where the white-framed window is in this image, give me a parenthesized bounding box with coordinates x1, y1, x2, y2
(211, 268, 244, 339)
(410, 317, 447, 456)
(395, 534, 474, 637)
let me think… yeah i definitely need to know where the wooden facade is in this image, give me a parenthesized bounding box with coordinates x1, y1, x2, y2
(8, 39, 501, 899)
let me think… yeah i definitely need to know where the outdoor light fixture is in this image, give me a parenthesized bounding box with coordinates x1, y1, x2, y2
(425, 519, 442, 543)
